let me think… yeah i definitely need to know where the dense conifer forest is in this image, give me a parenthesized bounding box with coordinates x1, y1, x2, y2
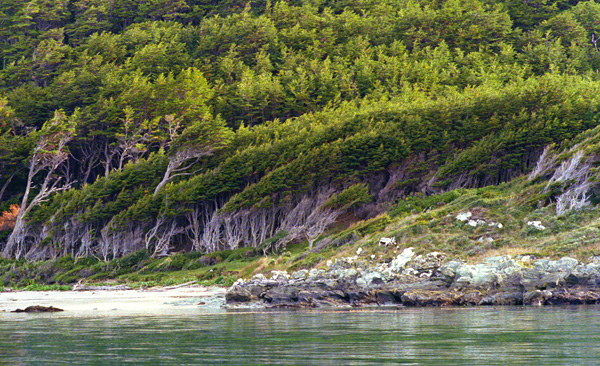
(2, 0, 600, 262)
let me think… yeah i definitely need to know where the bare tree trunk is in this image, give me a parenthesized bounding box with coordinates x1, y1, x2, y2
(98, 222, 113, 262)
(154, 160, 176, 195)
(4, 165, 74, 258)
(102, 140, 116, 177)
(305, 208, 341, 250)
(3, 159, 38, 258)
(153, 151, 210, 196)
(201, 205, 222, 252)
(145, 216, 184, 257)
(75, 139, 102, 186)
(0, 172, 16, 203)
(185, 205, 204, 251)
(77, 224, 96, 258)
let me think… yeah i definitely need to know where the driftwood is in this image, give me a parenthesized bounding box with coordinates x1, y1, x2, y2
(163, 281, 197, 291)
(72, 284, 132, 291)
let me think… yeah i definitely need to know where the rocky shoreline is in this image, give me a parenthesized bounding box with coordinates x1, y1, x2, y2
(226, 248, 600, 308)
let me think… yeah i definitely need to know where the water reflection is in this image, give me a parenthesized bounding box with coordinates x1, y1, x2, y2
(1, 307, 600, 365)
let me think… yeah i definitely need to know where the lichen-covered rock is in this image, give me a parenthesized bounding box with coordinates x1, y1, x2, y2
(453, 264, 499, 289)
(271, 270, 290, 281)
(437, 260, 463, 284)
(306, 269, 326, 282)
(412, 252, 447, 274)
(356, 271, 385, 288)
(332, 268, 358, 280)
(488, 222, 503, 229)
(534, 257, 579, 272)
(251, 273, 267, 282)
(225, 253, 600, 309)
(291, 270, 309, 280)
(467, 219, 486, 227)
(567, 264, 600, 287)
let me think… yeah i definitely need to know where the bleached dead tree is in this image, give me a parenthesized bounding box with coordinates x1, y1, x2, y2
(182, 187, 343, 255)
(184, 200, 224, 252)
(144, 216, 184, 257)
(278, 187, 342, 250)
(222, 212, 246, 249)
(185, 205, 206, 251)
(546, 152, 588, 186)
(528, 145, 555, 181)
(247, 206, 280, 247)
(77, 224, 96, 258)
(556, 184, 591, 216)
(98, 221, 116, 262)
(57, 218, 84, 258)
(545, 152, 592, 216)
(96, 218, 143, 261)
(200, 208, 223, 252)
(529, 143, 595, 216)
(3, 110, 77, 259)
(24, 222, 54, 260)
(280, 196, 317, 233)
(99, 107, 153, 177)
(304, 208, 342, 250)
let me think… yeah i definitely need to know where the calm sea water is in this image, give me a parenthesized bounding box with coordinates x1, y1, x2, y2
(2, 306, 600, 365)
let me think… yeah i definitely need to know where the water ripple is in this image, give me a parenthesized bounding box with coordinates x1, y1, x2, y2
(1, 306, 600, 365)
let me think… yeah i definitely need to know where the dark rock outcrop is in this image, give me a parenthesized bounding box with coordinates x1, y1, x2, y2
(12, 305, 64, 313)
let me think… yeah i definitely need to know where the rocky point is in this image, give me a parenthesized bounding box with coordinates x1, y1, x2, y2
(225, 249, 600, 308)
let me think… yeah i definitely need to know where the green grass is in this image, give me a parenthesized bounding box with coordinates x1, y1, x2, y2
(19, 284, 73, 291)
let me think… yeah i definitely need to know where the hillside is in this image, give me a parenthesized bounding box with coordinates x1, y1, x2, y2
(4, 141, 600, 288)
(2, 0, 600, 280)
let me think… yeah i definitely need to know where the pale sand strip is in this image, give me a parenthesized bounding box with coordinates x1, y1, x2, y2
(0, 286, 227, 316)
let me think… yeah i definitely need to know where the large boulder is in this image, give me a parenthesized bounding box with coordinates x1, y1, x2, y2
(226, 285, 261, 304)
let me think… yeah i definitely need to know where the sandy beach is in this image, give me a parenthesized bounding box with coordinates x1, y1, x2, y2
(0, 286, 227, 317)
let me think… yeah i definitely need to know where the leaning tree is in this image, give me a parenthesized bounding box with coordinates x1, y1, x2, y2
(2, 109, 78, 259)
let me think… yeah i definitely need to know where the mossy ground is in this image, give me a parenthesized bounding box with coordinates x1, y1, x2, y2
(3, 176, 600, 290)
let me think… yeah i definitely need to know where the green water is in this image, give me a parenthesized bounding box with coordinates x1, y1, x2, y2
(2, 306, 600, 365)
